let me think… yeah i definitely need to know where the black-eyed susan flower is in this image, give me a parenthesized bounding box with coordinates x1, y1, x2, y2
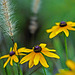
(46, 21, 75, 39)
(20, 43, 60, 68)
(56, 60, 75, 75)
(0, 43, 26, 68)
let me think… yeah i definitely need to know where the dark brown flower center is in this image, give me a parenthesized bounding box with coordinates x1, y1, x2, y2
(60, 21, 67, 27)
(34, 46, 42, 53)
(10, 51, 15, 56)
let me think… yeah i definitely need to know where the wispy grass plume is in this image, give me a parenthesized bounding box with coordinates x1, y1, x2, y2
(0, 0, 17, 38)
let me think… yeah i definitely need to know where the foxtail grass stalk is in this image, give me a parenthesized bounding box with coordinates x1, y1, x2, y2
(2, 0, 14, 37)
(1, 0, 17, 43)
(64, 34, 68, 60)
(1, 0, 21, 75)
(42, 67, 46, 75)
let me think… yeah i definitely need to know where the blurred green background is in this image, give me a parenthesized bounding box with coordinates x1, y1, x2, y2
(0, 0, 75, 75)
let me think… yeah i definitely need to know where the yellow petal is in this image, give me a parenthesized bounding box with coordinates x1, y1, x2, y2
(13, 43, 17, 52)
(39, 53, 49, 68)
(67, 26, 75, 31)
(12, 55, 19, 63)
(34, 53, 40, 65)
(42, 51, 60, 59)
(12, 43, 18, 55)
(0, 55, 9, 59)
(66, 60, 75, 71)
(56, 69, 75, 75)
(46, 29, 52, 33)
(39, 43, 47, 48)
(18, 53, 26, 55)
(49, 27, 62, 39)
(10, 47, 12, 52)
(20, 52, 35, 64)
(15, 51, 18, 55)
(55, 23, 60, 25)
(10, 58, 13, 66)
(42, 48, 56, 52)
(29, 58, 34, 68)
(3, 57, 10, 68)
(18, 48, 33, 53)
(46, 26, 58, 33)
(63, 29, 69, 37)
(71, 23, 75, 26)
(67, 21, 75, 27)
(67, 21, 72, 25)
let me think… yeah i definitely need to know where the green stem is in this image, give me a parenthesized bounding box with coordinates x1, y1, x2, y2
(17, 63, 23, 75)
(5, 65, 8, 75)
(18, 63, 20, 75)
(64, 34, 68, 60)
(42, 67, 46, 75)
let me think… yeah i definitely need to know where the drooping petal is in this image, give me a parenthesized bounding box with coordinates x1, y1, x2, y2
(34, 53, 40, 65)
(49, 27, 62, 39)
(20, 52, 35, 64)
(0, 55, 10, 59)
(66, 60, 75, 71)
(39, 53, 49, 68)
(18, 48, 33, 53)
(42, 47, 56, 52)
(10, 47, 12, 52)
(46, 26, 59, 33)
(42, 51, 60, 59)
(10, 58, 13, 66)
(29, 58, 34, 68)
(12, 55, 19, 63)
(3, 57, 10, 68)
(63, 29, 69, 37)
(39, 43, 47, 48)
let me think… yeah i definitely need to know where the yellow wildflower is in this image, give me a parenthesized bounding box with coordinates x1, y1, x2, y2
(46, 21, 75, 39)
(56, 60, 75, 75)
(20, 43, 60, 68)
(0, 43, 26, 68)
